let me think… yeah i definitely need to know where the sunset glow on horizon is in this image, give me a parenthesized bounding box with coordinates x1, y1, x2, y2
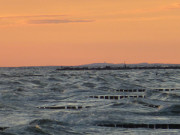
(1, 0, 180, 67)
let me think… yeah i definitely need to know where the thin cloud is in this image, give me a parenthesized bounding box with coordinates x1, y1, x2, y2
(117, 16, 180, 22)
(27, 19, 94, 24)
(93, 3, 180, 22)
(0, 15, 65, 20)
(165, 3, 180, 10)
(0, 14, 94, 26)
(113, 3, 180, 15)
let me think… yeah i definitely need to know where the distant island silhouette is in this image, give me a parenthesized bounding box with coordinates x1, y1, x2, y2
(56, 63, 180, 70)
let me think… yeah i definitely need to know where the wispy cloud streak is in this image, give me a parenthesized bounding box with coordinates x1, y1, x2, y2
(165, 3, 180, 10)
(0, 15, 65, 20)
(27, 19, 94, 24)
(0, 14, 94, 26)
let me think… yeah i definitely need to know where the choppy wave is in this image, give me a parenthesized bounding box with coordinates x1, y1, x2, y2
(0, 67, 180, 134)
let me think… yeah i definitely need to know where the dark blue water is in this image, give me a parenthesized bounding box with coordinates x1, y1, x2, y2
(0, 67, 180, 135)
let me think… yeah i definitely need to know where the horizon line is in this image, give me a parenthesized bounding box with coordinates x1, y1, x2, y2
(0, 62, 180, 68)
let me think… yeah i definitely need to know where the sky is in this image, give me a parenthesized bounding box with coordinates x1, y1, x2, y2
(0, 0, 180, 67)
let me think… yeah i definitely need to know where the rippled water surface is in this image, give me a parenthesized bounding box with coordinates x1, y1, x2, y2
(0, 67, 180, 135)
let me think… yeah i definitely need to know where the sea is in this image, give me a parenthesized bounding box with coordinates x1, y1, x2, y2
(0, 67, 180, 135)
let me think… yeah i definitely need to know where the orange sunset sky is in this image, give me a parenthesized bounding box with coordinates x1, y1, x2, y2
(0, 0, 180, 67)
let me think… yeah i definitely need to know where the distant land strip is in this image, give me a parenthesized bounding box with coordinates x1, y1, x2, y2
(56, 66, 180, 71)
